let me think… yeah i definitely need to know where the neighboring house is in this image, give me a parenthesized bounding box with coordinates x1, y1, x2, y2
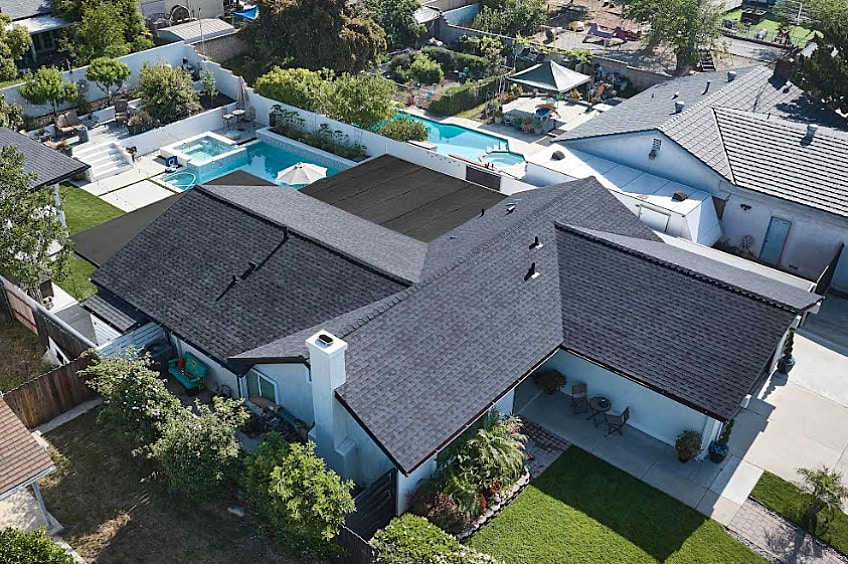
(84, 155, 819, 516)
(0, 127, 89, 228)
(530, 64, 848, 292)
(1, 0, 70, 65)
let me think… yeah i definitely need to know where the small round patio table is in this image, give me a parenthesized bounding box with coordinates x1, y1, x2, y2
(587, 396, 612, 427)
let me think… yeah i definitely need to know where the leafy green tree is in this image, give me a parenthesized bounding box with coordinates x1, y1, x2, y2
(797, 466, 848, 528)
(0, 14, 31, 82)
(269, 441, 355, 557)
(472, 0, 549, 37)
(0, 527, 74, 564)
(19, 67, 78, 119)
(328, 73, 397, 129)
(151, 397, 249, 497)
(81, 348, 182, 452)
(85, 57, 131, 106)
(254, 67, 332, 112)
(408, 53, 444, 85)
(377, 116, 428, 141)
(137, 63, 200, 124)
(623, 0, 723, 75)
(56, 0, 152, 65)
(0, 93, 23, 130)
(793, 0, 848, 114)
(245, 0, 386, 73)
(0, 146, 70, 296)
(371, 515, 502, 564)
(199, 69, 218, 107)
(367, 0, 425, 50)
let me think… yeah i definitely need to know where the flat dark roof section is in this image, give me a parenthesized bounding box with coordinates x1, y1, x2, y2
(72, 194, 184, 267)
(205, 170, 272, 186)
(301, 155, 507, 242)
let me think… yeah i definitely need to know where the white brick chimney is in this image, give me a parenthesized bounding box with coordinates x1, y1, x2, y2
(306, 331, 354, 469)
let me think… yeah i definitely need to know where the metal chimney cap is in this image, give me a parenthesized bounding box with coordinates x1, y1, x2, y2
(727, 71, 737, 82)
(674, 101, 686, 113)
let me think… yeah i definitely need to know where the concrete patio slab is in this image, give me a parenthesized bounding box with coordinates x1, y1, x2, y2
(709, 457, 763, 505)
(0, 489, 50, 533)
(697, 490, 742, 525)
(785, 332, 848, 410)
(100, 181, 175, 212)
(802, 293, 848, 355)
(642, 462, 709, 508)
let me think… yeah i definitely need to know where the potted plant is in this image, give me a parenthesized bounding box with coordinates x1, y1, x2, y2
(777, 329, 796, 374)
(520, 117, 534, 133)
(533, 370, 566, 394)
(708, 419, 734, 463)
(493, 107, 503, 124)
(127, 111, 152, 135)
(675, 430, 702, 463)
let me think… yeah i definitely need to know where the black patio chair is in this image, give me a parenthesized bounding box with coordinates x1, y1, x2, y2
(571, 383, 589, 414)
(605, 406, 630, 436)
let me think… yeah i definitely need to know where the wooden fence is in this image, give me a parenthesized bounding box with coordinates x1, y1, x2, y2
(3, 356, 95, 428)
(335, 526, 374, 564)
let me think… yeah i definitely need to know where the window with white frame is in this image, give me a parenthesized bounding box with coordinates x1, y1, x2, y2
(246, 370, 278, 404)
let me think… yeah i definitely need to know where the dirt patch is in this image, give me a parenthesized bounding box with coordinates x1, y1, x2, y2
(0, 316, 48, 392)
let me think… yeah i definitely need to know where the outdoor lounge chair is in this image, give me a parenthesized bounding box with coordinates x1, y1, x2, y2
(605, 406, 630, 436)
(55, 110, 87, 137)
(571, 383, 589, 414)
(114, 99, 129, 126)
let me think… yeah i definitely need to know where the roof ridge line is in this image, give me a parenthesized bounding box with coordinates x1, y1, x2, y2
(195, 185, 421, 285)
(556, 223, 804, 312)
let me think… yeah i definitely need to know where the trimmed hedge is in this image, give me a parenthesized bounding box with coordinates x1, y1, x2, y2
(371, 514, 501, 564)
(428, 76, 501, 116)
(422, 47, 491, 79)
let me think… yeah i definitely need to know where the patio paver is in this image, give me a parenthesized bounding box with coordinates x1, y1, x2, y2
(99, 181, 176, 212)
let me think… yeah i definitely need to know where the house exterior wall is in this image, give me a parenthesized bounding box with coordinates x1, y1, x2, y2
(540, 350, 716, 447)
(90, 314, 122, 347)
(397, 454, 438, 515)
(170, 336, 239, 395)
(249, 363, 314, 425)
(494, 388, 516, 415)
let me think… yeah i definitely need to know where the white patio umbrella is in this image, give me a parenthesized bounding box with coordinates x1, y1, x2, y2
(276, 162, 328, 185)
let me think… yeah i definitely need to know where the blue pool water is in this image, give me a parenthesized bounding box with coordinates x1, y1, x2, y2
(481, 151, 526, 167)
(398, 112, 509, 161)
(162, 140, 342, 190)
(172, 136, 234, 164)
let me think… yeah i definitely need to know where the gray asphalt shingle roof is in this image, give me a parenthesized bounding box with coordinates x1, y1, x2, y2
(1, 0, 51, 21)
(81, 291, 147, 332)
(715, 109, 848, 217)
(0, 128, 88, 190)
(91, 186, 407, 363)
(558, 66, 846, 182)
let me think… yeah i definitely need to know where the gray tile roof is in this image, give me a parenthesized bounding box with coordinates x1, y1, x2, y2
(557, 224, 812, 421)
(715, 109, 848, 217)
(558, 66, 846, 181)
(81, 290, 147, 332)
(1, 0, 51, 21)
(0, 128, 88, 190)
(91, 186, 407, 363)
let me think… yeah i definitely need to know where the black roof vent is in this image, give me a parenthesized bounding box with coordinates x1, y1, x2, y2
(703, 80, 712, 95)
(672, 190, 688, 202)
(506, 203, 516, 214)
(282, 225, 289, 243)
(530, 236, 543, 250)
(552, 150, 565, 160)
(480, 208, 485, 217)
(524, 262, 539, 281)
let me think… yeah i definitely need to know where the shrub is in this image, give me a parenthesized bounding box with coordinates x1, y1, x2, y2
(797, 465, 848, 527)
(408, 488, 470, 534)
(371, 514, 501, 564)
(137, 63, 200, 124)
(254, 67, 331, 113)
(408, 53, 444, 85)
(244, 436, 355, 558)
(19, 67, 77, 118)
(328, 73, 397, 130)
(81, 348, 181, 452)
(675, 429, 702, 461)
(0, 527, 74, 564)
(150, 397, 249, 497)
(422, 46, 491, 78)
(302, 123, 367, 160)
(377, 115, 428, 141)
(428, 76, 500, 116)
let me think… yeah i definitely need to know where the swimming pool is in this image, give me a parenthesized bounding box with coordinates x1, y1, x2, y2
(481, 151, 526, 167)
(398, 112, 510, 162)
(161, 134, 348, 190)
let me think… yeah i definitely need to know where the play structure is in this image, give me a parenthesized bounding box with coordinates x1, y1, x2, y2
(582, 23, 642, 44)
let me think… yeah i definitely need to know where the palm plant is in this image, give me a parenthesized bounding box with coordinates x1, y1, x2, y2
(797, 465, 848, 528)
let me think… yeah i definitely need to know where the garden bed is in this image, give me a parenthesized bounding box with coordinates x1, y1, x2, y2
(456, 468, 530, 541)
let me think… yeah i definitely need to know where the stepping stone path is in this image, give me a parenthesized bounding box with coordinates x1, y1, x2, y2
(729, 500, 848, 564)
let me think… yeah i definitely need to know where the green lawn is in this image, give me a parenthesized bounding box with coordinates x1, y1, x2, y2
(41, 410, 303, 564)
(59, 184, 125, 236)
(751, 471, 848, 556)
(56, 185, 124, 301)
(724, 9, 815, 47)
(468, 448, 767, 564)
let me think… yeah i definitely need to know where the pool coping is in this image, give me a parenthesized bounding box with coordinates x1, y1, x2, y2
(159, 131, 241, 168)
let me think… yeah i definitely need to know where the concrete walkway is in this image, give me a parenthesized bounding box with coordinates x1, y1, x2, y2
(730, 500, 848, 564)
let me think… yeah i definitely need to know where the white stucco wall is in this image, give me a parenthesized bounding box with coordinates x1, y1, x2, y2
(397, 455, 438, 515)
(540, 350, 715, 446)
(563, 132, 726, 194)
(494, 388, 516, 415)
(170, 337, 238, 394)
(249, 363, 314, 425)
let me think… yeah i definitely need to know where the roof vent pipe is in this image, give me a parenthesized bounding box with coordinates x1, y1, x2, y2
(506, 203, 516, 214)
(727, 71, 737, 82)
(674, 101, 686, 114)
(703, 80, 712, 95)
(524, 262, 539, 281)
(806, 124, 819, 141)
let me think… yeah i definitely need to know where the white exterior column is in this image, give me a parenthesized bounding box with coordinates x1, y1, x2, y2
(306, 331, 348, 463)
(52, 183, 67, 229)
